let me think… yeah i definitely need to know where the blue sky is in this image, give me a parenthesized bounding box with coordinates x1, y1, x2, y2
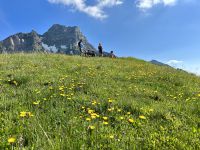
(0, 0, 200, 75)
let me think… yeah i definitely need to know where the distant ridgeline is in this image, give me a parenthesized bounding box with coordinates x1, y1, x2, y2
(150, 60, 170, 67)
(0, 24, 98, 55)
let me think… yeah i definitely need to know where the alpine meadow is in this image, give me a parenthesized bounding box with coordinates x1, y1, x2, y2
(0, 53, 199, 150)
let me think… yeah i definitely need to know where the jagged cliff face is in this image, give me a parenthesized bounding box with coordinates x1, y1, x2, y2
(0, 24, 96, 54)
(42, 24, 96, 54)
(1, 31, 44, 53)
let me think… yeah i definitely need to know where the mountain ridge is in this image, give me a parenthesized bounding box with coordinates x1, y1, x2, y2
(0, 24, 96, 54)
(150, 60, 170, 67)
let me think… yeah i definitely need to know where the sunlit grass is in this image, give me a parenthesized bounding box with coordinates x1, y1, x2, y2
(0, 53, 199, 149)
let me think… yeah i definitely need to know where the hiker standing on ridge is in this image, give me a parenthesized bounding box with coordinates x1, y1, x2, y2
(98, 43, 103, 57)
(78, 39, 84, 55)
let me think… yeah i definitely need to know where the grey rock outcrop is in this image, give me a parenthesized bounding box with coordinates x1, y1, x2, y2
(0, 30, 44, 53)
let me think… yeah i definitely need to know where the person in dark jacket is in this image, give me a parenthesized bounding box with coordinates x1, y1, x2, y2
(78, 39, 83, 55)
(110, 51, 116, 58)
(98, 43, 103, 57)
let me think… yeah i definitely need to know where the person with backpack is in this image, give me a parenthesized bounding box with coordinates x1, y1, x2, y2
(98, 43, 103, 57)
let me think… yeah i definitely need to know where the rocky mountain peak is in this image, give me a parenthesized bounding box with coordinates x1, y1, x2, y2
(0, 24, 96, 54)
(42, 24, 95, 54)
(47, 24, 80, 34)
(30, 30, 39, 36)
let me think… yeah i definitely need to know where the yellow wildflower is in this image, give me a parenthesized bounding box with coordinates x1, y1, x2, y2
(33, 101, 40, 105)
(108, 99, 113, 103)
(86, 118, 91, 121)
(13, 80, 18, 86)
(127, 112, 131, 115)
(88, 109, 94, 114)
(108, 108, 112, 112)
(67, 97, 72, 100)
(128, 118, 135, 123)
(88, 126, 95, 130)
(117, 109, 122, 112)
(26, 112, 34, 117)
(19, 112, 26, 117)
(103, 121, 109, 125)
(92, 100, 97, 105)
(91, 115, 96, 119)
(60, 93, 65, 97)
(139, 115, 146, 119)
(109, 135, 114, 139)
(91, 116, 96, 119)
(103, 117, 108, 120)
(120, 117, 124, 120)
(149, 109, 154, 112)
(19, 112, 34, 117)
(59, 87, 64, 91)
(8, 137, 16, 144)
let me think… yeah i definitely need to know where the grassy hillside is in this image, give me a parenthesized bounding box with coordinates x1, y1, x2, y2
(0, 54, 199, 150)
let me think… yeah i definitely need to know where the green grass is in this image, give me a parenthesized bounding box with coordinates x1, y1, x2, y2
(0, 53, 199, 150)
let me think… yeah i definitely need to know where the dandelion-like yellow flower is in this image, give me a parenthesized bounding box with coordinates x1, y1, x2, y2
(59, 87, 64, 91)
(120, 117, 124, 120)
(139, 115, 146, 119)
(108, 108, 112, 112)
(91, 113, 98, 117)
(19, 112, 34, 117)
(128, 118, 135, 123)
(149, 109, 154, 112)
(60, 93, 65, 97)
(103, 121, 109, 125)
(91, 115, 96, 119)
(88, 109, 94, 114)
(109, 135, 114, 139)
(67, 97, 72, 100)
(103, 117, 108, 120)
(117, 109, 122, 112)
(13, 80, 18, 86)
(27, 112, 34, 117)
(108, 99, 113, 103)
(33, 101, 40, 105)
(92, 100, 97, 105)
(19, 112, 27, 117)
(8, 137, 16, 143)
(198, 94, 200, 97)
(88, 126, 95, 130)
(86, 118, 91, 121)
(127, 112, 131, 115)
